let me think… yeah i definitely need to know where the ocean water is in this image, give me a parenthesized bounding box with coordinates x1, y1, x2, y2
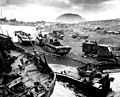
(0, 24, 36, 42)
(0, 24, 120, 97)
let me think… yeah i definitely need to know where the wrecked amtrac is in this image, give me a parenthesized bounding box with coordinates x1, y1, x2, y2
(82, 40, 120, 62)
(82, 40, 120, 70)
(57, 64, 114, 97)
(0, 34, 56, 97)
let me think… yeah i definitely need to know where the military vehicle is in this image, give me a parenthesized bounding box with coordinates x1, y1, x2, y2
(82, 40, 120, 62)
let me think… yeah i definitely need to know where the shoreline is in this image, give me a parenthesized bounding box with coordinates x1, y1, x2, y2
(1, 23, 120, 69)
(0, 22, 36, 27)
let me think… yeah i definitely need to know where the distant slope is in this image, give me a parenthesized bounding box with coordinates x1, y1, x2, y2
(56, 13, 85, 23)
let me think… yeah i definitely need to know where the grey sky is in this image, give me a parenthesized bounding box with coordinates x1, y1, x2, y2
(0, 0, 119, 21)
(0, 0, 111, 10)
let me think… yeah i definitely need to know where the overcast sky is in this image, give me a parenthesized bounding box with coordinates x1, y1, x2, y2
(0, 0, 120, 22)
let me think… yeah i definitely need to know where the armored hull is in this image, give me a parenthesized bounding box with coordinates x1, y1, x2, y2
(0, 34, 56, 97)
(56, 72, 114, 97)
(14, 31, 35, 45)
(43, 43, 71, 55)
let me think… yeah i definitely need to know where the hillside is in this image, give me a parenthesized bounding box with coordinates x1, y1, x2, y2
(56, 13, 85, 23)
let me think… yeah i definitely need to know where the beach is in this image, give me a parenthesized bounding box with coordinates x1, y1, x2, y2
(1, 24, 120, 97)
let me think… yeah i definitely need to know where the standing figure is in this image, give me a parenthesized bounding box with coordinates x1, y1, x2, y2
(53, 39, 60, 46)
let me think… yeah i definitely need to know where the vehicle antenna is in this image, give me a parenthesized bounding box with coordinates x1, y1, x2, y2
(0, 26, 3, 34)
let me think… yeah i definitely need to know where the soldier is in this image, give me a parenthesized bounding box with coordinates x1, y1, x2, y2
(38, 31, 43, 37)
(26, 90, 34, 97)
(89, 69, 97, 84)
(49, 39, 54, 45)
(42, 34, 47, 45)
(18, 64, 23, 71)
(18, 58, 26, 71)
(34, 82, 40, 92)
(20, 58, 24, 65)
(53, 39, 60, 46)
